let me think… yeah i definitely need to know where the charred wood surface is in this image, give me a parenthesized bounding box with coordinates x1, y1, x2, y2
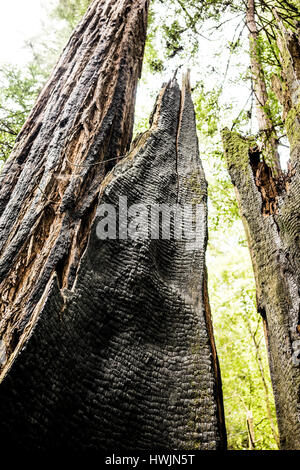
(0, 77, 226, 450)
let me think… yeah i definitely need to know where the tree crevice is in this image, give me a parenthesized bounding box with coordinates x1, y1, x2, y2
(248, 145, 294, 216)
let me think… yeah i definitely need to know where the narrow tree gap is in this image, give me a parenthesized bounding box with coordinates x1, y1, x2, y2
(202, 270, 227, 448)
(204, 183, 279, 449)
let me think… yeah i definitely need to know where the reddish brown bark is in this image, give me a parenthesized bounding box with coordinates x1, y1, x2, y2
(0, 0, 149, 362)
(246, 0, 281, 173)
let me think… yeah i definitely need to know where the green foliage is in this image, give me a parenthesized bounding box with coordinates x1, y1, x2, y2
(0, 0, 91, 164)
(207, 222, 279, 450)
(143, 9, 165, 74)
(205, 156, 240, 231)
(52, 0, 91, 29)
(194, 83, 222, 138)
(0, 64, 42, 163)
(162, 20, 185, 58)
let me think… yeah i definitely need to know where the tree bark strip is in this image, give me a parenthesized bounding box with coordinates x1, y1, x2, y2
(222, 18, 300, 449)
(0, 0, 149, 360)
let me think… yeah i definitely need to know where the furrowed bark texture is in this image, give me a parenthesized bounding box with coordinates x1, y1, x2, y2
(0, 0, 149, 369)
(0, 78, 226, 450)
(222, 22, 300, 450)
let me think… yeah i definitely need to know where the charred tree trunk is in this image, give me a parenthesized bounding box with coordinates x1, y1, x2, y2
(0, 0, 225, 451)
(223, 18, 300, 450)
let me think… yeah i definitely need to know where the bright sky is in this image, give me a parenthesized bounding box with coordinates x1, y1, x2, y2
(0, 0, 49, 65)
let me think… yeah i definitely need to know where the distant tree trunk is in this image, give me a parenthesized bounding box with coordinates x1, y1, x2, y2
(246, 410, 255, 450)
(0, 0, 226, 450)
(246, 0, 281, 174)
(223, 16, 300, 450)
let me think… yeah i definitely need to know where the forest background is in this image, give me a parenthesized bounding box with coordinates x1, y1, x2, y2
(1, 0, 296, 450)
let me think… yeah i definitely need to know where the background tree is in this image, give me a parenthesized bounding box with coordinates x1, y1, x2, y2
(0, 0, 226, 450)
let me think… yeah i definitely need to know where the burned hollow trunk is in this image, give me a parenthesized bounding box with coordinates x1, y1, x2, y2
(0, 0, 225, 450)
(222, 20, 300, 450)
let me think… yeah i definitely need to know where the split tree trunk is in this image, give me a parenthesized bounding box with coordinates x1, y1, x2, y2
(0, 0, 226, 450)
(223, 18, 300, 450)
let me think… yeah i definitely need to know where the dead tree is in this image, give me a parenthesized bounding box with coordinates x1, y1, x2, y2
(223, 17, 300, 450)
(0, 0, 225, 450)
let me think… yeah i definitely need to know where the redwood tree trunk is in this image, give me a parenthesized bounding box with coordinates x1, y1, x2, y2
(0, 0, 225, 450)
(223, 19, 300, 450)
(0, 0, 149, 365)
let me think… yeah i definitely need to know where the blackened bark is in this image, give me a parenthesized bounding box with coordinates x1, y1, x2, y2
(0, 75, 226, 449)
(222, 19, 300, 450)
